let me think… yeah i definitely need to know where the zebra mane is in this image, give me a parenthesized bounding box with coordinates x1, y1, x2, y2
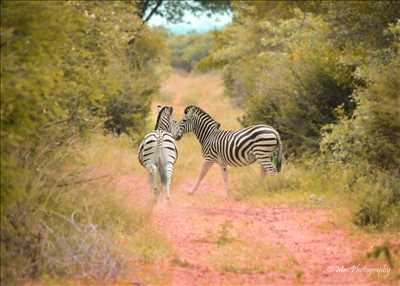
(185, 105, 221, 129)
(155, 106, 173, 130)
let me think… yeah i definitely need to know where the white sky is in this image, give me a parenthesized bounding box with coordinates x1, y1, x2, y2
(149, 11, 232, 34)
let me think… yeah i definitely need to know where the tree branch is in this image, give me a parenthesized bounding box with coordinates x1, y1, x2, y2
(143, 0, 163, 23)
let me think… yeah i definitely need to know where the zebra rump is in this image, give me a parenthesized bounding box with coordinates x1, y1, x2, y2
(137, 105, 178, 198)
(138, 130, 175, 185)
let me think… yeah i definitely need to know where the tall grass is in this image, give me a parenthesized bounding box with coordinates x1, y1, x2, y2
(0, 133, 171, 284)
(230, 158, 400, 232)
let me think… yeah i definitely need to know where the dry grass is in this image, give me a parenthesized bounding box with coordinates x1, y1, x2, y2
(1, 133, 173, 285)
(209, 237, 301, 276)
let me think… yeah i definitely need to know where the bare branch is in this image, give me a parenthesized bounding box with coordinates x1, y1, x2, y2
(143, 0, 163, 23)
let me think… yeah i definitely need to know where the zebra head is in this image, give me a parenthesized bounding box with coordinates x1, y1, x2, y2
(174, 106, 194, 140)
(155, 105, 175, 132)
(174, 105, 220, 141)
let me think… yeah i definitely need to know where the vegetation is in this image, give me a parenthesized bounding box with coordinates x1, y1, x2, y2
(1, 133, 172, 284)
(133, 0, 230, 23)
(203, 1, 400, 230)
(1, 1, 166, 202)
(167, 32, 214, 72)
(2, 0, 399, 284)
(1, 1, 169, 284)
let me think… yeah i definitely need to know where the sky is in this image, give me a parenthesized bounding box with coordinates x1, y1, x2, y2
(148, 10, 232, 34)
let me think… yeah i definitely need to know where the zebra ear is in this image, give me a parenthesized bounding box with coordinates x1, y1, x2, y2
(157, 105, 162, 113)
(216, 122, 221, 129)
(169, 106, 173, 114)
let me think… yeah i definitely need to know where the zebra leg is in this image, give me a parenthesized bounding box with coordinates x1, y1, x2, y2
(260, 165, 267, 177)
(165, 162, 173, 200)
(147, 164, 158, 196)
(165, 177, 171, 200)
(260, 161, 277, 176)
(255, 155, 277, 176)
(219, 164, 229, 194)
(190, 161, 213, 194)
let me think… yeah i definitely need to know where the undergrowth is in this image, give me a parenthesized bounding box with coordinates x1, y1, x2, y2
(0, 134, 171, 285)
(231, 158, 400, 232)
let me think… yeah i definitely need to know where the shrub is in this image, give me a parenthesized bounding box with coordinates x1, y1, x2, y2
(353, 174, 400, 230)
(0, 134, 171, 284)
(1, 1, 166, 204)
(321, 52, 400, 176)
(167, 32, 214, 72)
(232, 157, 399, 231)
(207, 10, 356, 154)
(1, 151, 134, 283)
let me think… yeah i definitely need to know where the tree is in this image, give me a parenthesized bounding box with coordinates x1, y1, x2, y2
(0, 0, 166, 203)
(321, 22, 400, 175)
(204, 1, 400, 155)
(167, 32, 214, 72)
(134, 0, 231, 23)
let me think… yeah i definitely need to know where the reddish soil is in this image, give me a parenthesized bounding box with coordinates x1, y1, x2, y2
(123, 171, 387, 286)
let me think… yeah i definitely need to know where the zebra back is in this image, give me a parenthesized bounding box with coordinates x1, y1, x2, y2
(175, 105, 282, 173)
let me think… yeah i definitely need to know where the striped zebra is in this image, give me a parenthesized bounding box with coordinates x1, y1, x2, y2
(174, 105, 282, 194)
(138, 105, 178, 199)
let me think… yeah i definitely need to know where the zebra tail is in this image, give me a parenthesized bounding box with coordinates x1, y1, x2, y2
(276, 134, 283, 173)
(158, 150, 168, 185)
(155, 137, 169, 186)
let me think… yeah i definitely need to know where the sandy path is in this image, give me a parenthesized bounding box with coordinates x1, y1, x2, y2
(151, 182, 380, 285)
(129, 72, 387, 285)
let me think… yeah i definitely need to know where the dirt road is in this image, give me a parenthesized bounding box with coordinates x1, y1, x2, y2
(128, 72, 388, 286)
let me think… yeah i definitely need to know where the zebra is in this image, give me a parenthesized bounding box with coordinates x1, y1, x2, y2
(138, 105, 178, 200)
(173, 105, 283, 195)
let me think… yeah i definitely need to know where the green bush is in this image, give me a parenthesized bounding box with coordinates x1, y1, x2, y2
(321, 22, 400, 175)
(1, 2, 170, 283)
(353, 174, 400, 230)
(167, 32, 214, 72)
(1, 1, 167, 203)
(240, 62, 355, 154)
(321, 52, 400, 175)
(204, 9, 357, 154)
(0, 133, 173, 284)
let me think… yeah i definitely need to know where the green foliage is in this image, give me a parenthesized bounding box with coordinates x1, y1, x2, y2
(354, 188, 400, 230)
(205, 2, 399, 170)
(208, 9, 356, 153)
(134, 0, 231, 23)
(321, 48, 400, 175)
(167, 32, 214, 72)
(1, 1, 166, 203)
(323, 1, 400, 50)
(1, 1, 170, 283)
(352, 171, 400, 230)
